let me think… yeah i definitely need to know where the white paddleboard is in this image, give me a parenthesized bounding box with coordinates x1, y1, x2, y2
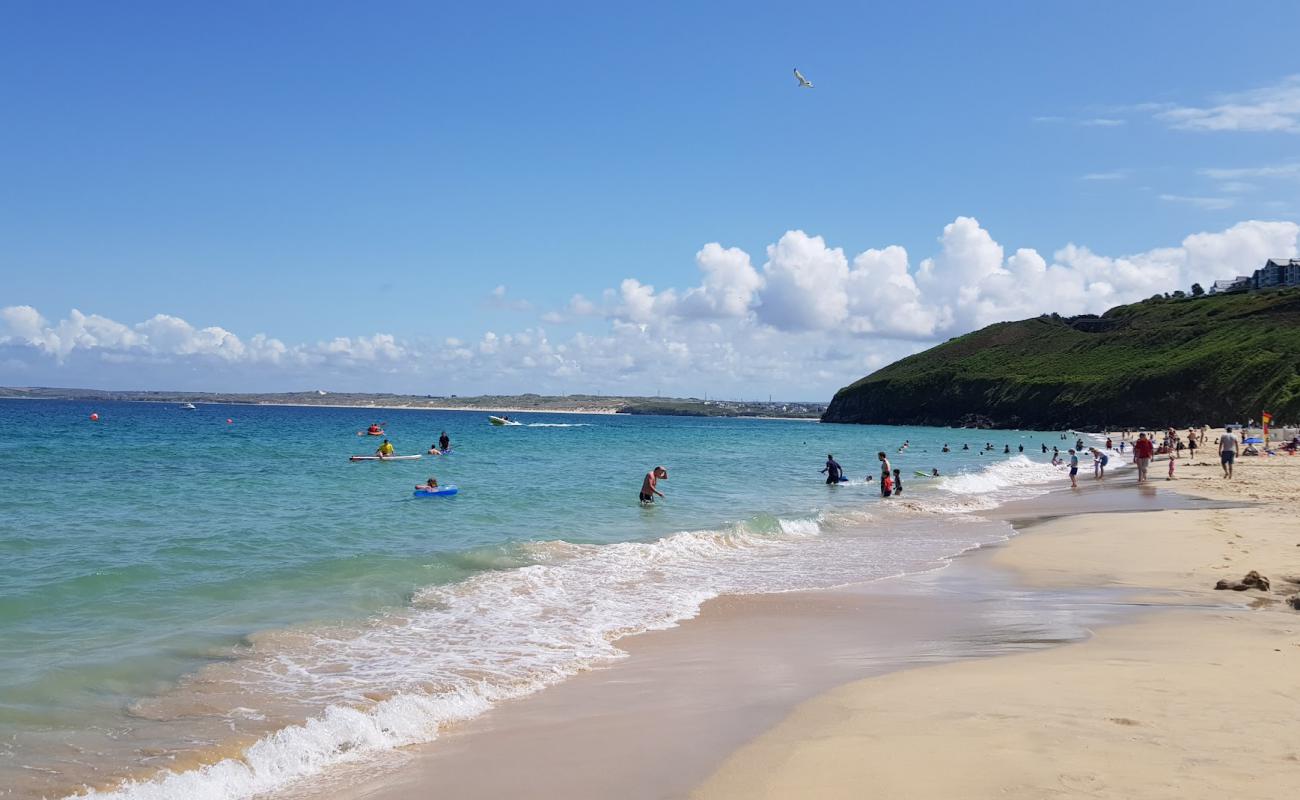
(349, 455, 422, 462)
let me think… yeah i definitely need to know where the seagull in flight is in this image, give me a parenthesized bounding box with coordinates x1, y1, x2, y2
(793, 68, 813, 88)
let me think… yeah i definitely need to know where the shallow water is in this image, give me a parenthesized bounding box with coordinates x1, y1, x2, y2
(0, 399, 1090, 799)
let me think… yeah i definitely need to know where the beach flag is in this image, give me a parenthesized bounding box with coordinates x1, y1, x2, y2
(1262, 411, 1272, 442)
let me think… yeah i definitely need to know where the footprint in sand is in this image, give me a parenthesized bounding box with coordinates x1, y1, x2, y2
(1059, 772, 1105, 793)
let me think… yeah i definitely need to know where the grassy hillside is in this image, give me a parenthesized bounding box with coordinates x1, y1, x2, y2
(822, 288, 1300, 430)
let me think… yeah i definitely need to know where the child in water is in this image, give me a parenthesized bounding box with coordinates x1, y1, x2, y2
(416, 477, 439, 490)
(891, 468, 903, 496)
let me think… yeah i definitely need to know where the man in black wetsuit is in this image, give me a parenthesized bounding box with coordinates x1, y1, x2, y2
(821, 454, 844, 484)
(438, 431, 451, 451)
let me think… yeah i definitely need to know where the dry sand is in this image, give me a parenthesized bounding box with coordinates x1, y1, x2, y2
(694, 447, 1300, 800)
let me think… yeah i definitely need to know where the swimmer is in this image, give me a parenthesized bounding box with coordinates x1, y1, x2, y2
(415, 477, 439, 490)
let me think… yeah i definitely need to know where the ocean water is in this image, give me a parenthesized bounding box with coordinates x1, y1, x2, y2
(0, 400, 1092, 799)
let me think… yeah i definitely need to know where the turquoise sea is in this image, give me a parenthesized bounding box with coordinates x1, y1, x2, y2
(0, 399, 1083, 799)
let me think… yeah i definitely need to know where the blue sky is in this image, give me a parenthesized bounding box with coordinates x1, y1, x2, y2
(3, 1, 1299, 398)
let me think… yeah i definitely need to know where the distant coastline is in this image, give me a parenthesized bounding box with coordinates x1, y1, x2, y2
(0, 387, 827, 420)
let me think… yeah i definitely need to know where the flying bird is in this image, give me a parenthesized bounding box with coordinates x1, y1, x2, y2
(793, 68, 813, 88)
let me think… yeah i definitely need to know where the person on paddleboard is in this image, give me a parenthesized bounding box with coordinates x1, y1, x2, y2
(438, 431, 450, 451)
(376, 439, 395, 457)
(640, 466, 667, 504)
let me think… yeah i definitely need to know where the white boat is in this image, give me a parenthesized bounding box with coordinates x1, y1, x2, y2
(180, 403, 197, 410)
(488, 415, 521, 426)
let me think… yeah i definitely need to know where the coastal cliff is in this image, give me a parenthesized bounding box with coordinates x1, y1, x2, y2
(822, 288, 1300, 429)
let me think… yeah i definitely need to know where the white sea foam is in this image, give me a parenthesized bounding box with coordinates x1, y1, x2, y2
(73, 509, 1007, 800)
(524, 422, 591, 427)
(939, 454, 1063, 499)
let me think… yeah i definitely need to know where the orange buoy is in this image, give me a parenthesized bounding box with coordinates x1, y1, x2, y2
(89, 412, 100, 421)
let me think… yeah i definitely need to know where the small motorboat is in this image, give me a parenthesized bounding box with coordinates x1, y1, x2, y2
(488, 416, 521, 426)
(180, 403, 197, 410)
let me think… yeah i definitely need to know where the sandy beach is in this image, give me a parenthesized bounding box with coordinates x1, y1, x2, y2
(696, 445, 1300, 799)
(310, 439, 1300, 800)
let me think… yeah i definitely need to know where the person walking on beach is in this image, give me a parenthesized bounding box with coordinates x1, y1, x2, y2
(640, 466, 668, 504)
(1068, 449, 1079, 488)
(1187, 431, 1198, 460)
(877, 452, 892, 498)
(1219, 427, 1240, 479)
(1133, 433, 1153, 483)
(821, 454, 844, 485)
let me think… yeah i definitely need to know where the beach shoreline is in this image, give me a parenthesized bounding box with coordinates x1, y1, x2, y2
(298, 455, 1289, 800)
(694, 449, 1300, 799)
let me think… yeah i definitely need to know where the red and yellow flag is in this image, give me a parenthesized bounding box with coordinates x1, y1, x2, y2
(1262, 411, 1272, 441)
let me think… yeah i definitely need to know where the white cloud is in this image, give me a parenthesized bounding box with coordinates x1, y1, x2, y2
(754, 231, 850, 331)
(1081, 170, 1129, 181)
(1156, 75, 1300, 133)
(487, 284, 533, 312)
(678, 243, 762, 319)
(1080, 118, 1125, 127)
(5, 218, 1298, 397)
(1159, 194, 1237, 211)
(1199, 162, 1300, 180)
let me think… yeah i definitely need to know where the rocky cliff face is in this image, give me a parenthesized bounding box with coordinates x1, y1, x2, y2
(822, 289, 1300, 430)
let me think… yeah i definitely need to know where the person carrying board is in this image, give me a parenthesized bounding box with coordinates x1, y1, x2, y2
(821, 454, 845, 485)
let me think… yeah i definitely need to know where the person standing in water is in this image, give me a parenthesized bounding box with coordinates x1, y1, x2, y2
(877, 452, 892, 498)
(891, 468, 903, 496)
(438, 431, 450, 452)
(821, 454, 845, 485)
(640, 466, 668, 504)
(1068, 448, 1079, 488)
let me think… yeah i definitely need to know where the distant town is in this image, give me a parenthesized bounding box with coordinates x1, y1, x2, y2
(1210, 258, 1300, 294)
(0, 387, 828, 419)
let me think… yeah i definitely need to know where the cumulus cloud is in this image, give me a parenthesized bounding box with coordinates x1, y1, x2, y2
(586, 216, 1298, 340)
(487, 285, 533, 312)
(5, 217, 1298, 396)
(755, 231, 850, 331)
